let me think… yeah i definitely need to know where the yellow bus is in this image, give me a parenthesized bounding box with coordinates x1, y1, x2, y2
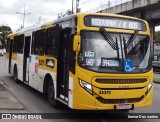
(6, 13, 153, 110)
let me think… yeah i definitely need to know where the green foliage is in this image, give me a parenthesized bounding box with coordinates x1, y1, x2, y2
(155, 31, 160, 43)
(66, 10, 72, 15)
(58, 9, 73, 18)
(0, 25, 12, 48)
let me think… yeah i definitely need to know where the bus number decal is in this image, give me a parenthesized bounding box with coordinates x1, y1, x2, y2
(39, 60, 45, 66)
(99, 90, 111, 94)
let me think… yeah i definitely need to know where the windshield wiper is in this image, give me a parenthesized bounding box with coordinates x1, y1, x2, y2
(126, 30, 139, 48)
(100, 27, 119, 50)
(123, 36, 127, 58)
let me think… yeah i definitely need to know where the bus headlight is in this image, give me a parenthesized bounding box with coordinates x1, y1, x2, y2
(145, 82, 153, 95)
(79, 80, 92, 94)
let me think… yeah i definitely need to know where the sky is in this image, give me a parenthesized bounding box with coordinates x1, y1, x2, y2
(0, 0, 109, 31)
(0, 0, 160, 31)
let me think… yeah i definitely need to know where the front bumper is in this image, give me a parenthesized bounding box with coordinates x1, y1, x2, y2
(73, 85, 153, 110)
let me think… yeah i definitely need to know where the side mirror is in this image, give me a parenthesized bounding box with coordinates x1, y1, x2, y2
(73, 35, 81, 52)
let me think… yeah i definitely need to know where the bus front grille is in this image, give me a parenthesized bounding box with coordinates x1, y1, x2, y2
(96, 96, 144, 104)
(95, 78, 147, 84)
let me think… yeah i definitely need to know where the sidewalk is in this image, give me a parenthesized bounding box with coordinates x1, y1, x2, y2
(0, 80, 24, 110)
(0, 80, 46, 122)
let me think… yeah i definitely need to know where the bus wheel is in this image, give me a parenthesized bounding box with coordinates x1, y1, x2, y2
(13, 66, 20, 83)
(47, 79, 59, 108)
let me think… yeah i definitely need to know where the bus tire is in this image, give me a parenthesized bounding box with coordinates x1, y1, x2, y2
(13, 66, 20, 83)
(47, 78, 59, 108)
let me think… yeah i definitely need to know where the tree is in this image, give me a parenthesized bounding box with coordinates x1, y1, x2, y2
(66, 9, 72, 15)
(0, 25, 12, 48)
(58, 9, 72, 18)
(154, 31, 160, 61)
(155, 31, 160, 43)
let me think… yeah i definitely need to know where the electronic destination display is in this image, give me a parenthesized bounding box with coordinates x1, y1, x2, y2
(84, 16, 146, 31)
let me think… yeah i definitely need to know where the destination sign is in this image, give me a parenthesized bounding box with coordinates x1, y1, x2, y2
(84, 16, 146, 31)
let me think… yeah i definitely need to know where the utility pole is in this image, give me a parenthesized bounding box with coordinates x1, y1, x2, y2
(16, 6, 31, 28)
(76, 0, 80, 13)
(72, 0, 74, 14)
(38, 16, 42, 24)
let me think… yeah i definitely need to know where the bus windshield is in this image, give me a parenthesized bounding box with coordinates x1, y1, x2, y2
(79, 31, 151, 73)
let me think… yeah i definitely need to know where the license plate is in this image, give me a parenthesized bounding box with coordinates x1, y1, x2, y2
(117, 104, 131, 110)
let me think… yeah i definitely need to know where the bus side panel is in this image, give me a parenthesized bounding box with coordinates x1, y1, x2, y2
(28, 59, 34, 88)
(17, 54, 24, 81)
(34, 68, 44, 92)
(29, 55, 57, 94)
(29, 55, 38, 89)
(37, 56, 57, 94)
(36, 69, 56, 93)
(10, 60, 16, 75)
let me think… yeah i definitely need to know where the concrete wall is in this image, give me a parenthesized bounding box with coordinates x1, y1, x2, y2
(101, 0, 160, 14)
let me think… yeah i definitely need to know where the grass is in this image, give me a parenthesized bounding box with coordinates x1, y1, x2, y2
(153, 78, 160, 83)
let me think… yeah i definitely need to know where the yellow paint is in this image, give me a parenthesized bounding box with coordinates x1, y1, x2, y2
(93, 86, 147, 99)
(7, 33, 18, 40)
(38, 56, 57, 72)
(12, 53, 17, 60)
(5, 53, 9, 59)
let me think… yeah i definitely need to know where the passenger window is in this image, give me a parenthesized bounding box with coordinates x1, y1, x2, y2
(18, 34, 24, 53)
(34, 29, 46, 55)
(31, 32, 35, 55)
(6, 38, 10, 53)
(46, 27, 58, 56)
(13, 36, 19, 53)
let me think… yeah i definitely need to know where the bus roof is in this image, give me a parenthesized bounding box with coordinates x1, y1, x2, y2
(7, 13, 148, 38)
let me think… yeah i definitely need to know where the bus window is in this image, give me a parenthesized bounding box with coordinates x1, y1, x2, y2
(34, 29, 46, 55)
(6, 38, 10, 53)
(18, 34, 24, 53)
(31, 32, 35, 55)
(13, 36, 19, 53)
(46, 27, 58, 56)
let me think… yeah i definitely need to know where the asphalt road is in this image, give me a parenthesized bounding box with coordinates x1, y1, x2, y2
(0, 56, 160, 122)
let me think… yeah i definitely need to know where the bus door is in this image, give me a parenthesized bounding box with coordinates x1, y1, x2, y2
(9, 40, 13, 73)
(57, 28, 71, 101)
(23, 36, 31, 82)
